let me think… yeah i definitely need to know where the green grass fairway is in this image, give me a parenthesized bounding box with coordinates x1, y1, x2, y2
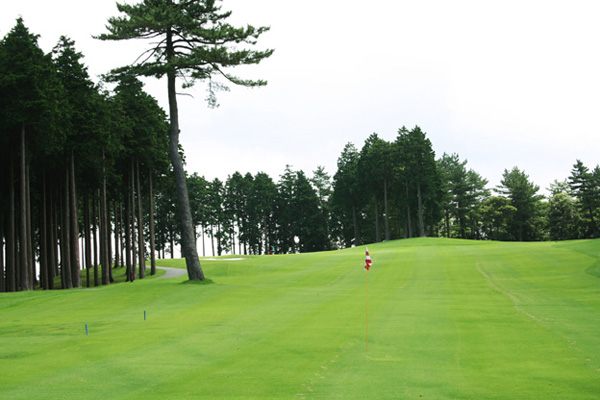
(1, 238, 599, 399)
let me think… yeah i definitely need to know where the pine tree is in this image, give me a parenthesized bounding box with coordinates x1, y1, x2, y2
(496, 167, 544, 241)
(311, 166, 333, 250)
(293, 170, 328, 252)
(569, 160, 600, 238)
(332, 143, 362, 247)
(97, 0, 274, 280)
(358, 134, 394, 243)
(396, 126, 441, 237)
(438, 153, 489, 239)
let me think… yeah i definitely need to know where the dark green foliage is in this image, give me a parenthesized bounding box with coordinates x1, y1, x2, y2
(358, 133, 395, 242)
(496, 167, 544, 241)
(112, 74, 170, 168)
(438, 153, 490, 239)
(225, 171, 250, 254)
(96, 0, 274, 93)
(480, 196, 517, 241)
(185, 166, 330, 256)
(276, 166, 297, 253)
(0, 18, 64, 147)
(395, 126, 443, 238)
(295, 171, 328, 252)
(569, 160, 600, 238)
(279, 168, 328, 253)
(330, 127, 445, 247)
(311, 166, 333, 250)
(547, 192, 579, 240)
(247, 172, 277, 254)
(331, 143, 362, 247)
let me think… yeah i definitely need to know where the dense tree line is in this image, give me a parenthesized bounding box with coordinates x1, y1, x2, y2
(186, 166, 329, 256)
(329, 128, 600, 244)
(182, 127, 599, 257)
(0, 19, 176, 292)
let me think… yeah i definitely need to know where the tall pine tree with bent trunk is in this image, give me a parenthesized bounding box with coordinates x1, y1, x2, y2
(97, 0, 273, 280)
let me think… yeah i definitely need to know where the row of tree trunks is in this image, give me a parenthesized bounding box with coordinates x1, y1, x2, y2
(1, 129, 35, 291)
(0, 144, 159, 292)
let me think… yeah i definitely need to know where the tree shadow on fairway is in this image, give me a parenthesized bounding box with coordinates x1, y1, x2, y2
(180, 278, 216, 286)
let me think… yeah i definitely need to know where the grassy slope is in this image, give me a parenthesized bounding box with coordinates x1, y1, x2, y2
(1, 238, 599, 399)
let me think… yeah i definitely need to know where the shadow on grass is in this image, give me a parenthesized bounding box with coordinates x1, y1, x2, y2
(39, 266, 167, 290)
(180, 278, 216, 286)
(585, 263, 600, 279)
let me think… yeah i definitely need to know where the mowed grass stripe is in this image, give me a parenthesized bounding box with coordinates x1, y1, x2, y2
(0, 238, 599, 399)
(457, 241, 600, 398)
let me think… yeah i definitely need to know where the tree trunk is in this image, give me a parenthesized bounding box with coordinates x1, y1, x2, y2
(237, 225, 240, 255)
(149, 171, 156, 275)
(84, 196, 92, 288)
(374, 197, 381, 243)
(219, 221, 224, 256)
(40, 173, 48, 290)
(231, 223, 236, 255)
(202, 226, 206, 257)
(352, 203, 360, 246)
(61, 171, 73, 289)
(169, 227, 174, 259)
(166, 27, 204, 280)
(119, 202, 125, 268)
(417, 182, 425, 237)
(7, 158, 16, 292)
(48, 194, 57, 290)
(99, 191, 105, 284)
(136, 159, 145, 279)
(113, 200, 120, 271)
(384, 179, 390, 241)
(20, 125, 32, 291)
(210, 226, 215, 257)
(25, 163, 35, 289)
(92, 193, 99, 286)
(107, 201, 114, 283)
(125, 184, 132, 281)
(405, 181, 413, 238)
(101, 151, 110, 286)
(0, 213, 5, 292)
(130, 159, 136, 281)
(70, 152, 82, 288)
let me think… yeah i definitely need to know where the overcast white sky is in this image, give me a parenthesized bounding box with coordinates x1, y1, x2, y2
(2, 0, 599, 195)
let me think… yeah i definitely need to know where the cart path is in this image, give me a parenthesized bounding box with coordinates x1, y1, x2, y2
(155, 266, 188, 279)
(156, 258, 246, 279)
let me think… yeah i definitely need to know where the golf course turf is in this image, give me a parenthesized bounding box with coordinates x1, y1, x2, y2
(1, 238, 599, 399)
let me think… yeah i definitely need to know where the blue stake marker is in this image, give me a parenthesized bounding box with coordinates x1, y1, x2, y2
(85, 324, 88, 336)
(144, 310, 146, 320)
